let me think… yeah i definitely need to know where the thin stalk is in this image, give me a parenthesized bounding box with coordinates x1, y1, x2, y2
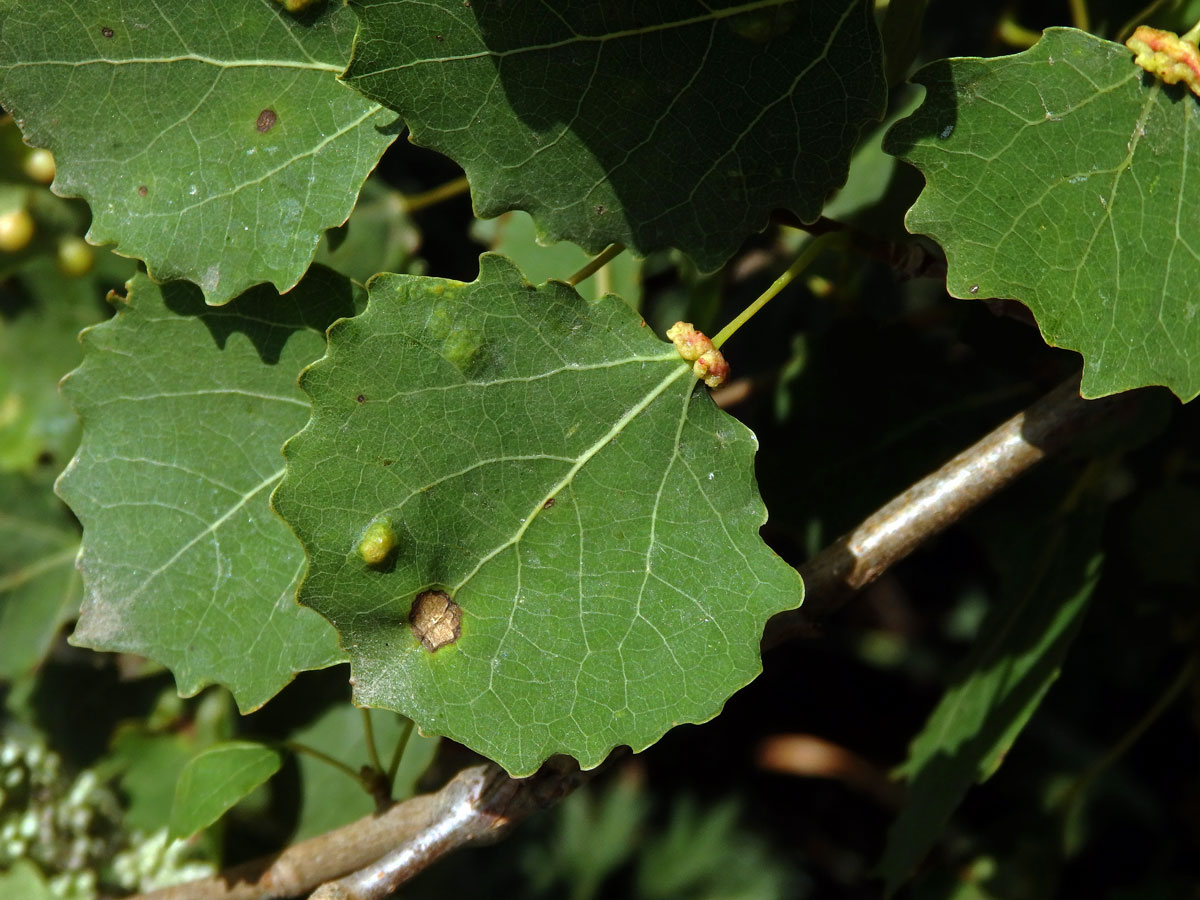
(402, 176, 470, 214)
(1056, 654, 1198, 850)
(1069, 0, 1090, 32)
(283, 741, 371, 789)
(386, 718, 416, 788)
(361, 708, 385, 775)
(567, 243, 625, 286)
(711, 232, 841, 350)
(1116, 0, 1171, 43)
(996, 14, 1042, 48)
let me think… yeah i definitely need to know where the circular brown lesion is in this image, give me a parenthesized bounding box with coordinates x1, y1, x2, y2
(256, 108, 278, 134)
(409, 590, 462, 652)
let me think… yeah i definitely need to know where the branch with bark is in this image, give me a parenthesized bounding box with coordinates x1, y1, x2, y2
(129, 373, 1137, 900)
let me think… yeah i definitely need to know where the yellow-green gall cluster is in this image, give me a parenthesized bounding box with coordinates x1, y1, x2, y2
(666, 321, 729, 388)
(1126, 25, 1200, 97)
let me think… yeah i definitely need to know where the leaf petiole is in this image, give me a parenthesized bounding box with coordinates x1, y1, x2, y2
(567, 243, 626, 286)
(711, 232, 843, 350)
(402, 175, 471, 214)
(282, 740, 373, 790)
(361, 708, 385, 775)
(386, 718, 416, 791)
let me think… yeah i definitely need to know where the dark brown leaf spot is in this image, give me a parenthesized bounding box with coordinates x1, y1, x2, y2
(137, 185, 148, 196)
(543, 497, 556, 509)
(435, 33, 445, 41)
(356, 393, 366, 403)
(101, 26, 114, 38)
(594, 204, 606, 215)
(257, 108, 278, 133)
(410, 590, 462, 652)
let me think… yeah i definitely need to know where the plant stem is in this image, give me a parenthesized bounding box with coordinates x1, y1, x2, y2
(282, 741, 369, 788)
(386, 718, 415, 788)
(763, 373, 1138, 644)
(402, 175, 470, 214)
(1184, 18, 1200, 43)
(996, 13, 1041, 48)
(1115, 0, 1170, 43)
(361, 708, 385, 775)
(123, 373, 1143, 900)
(567, 243, 625, 286)
(1055, 653, 1197, 849)
(711, 232, 841, 350)
(1069, 0, 1090, 32)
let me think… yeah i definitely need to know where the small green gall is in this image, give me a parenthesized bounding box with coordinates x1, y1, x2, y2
(57, 236, 95, 277)
(1127, 25, 1200, 97)
(273, 0, 323, 12)
(358, 520, 395, 565)
(667, 321, 714, 361)
(693, 348, 730, 388)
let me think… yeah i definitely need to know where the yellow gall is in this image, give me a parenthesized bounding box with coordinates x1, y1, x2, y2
(358, 519, 395, 565)
(0, 209, 35, 253)
(693, 349, 730, 388)
(23, 149, 55, 184)
(666, 321, 714, 362)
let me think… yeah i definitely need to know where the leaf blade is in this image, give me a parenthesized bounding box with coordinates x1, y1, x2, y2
(57, 270, 353, 711)
(886, 28, 1200, 401)
(275, 253, 803, 775)
(344, 0, 885, 271)
(169, 741, 282, 839)
(0, 0, 398, 304)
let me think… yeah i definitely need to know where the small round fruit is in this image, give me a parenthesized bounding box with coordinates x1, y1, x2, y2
(57, 236, 95, 277)
(23, 149, 55, 184)
(0, 209, 35, 252)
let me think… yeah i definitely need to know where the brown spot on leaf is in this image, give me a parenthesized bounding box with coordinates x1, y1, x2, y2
(101, 26, 114, 38)
(594, 204, 606, 215)
(257, 108, 278, 133)
(410, 590, 462, 652)
(356, 393, 366, 403)
(137, 185, 148, 196)
(435, 33, 445, 41)
(543, 497, 556, 509)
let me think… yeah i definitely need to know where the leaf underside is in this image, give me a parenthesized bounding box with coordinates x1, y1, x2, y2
(344, 0, 886, 272)
(274, 254, 803, 776)
(0, 0, 398, 305)
(57, 271, 350, 712)
(887, 28, 1200, 401)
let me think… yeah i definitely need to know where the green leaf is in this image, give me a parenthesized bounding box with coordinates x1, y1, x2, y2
(0, 253, 132, 473)
(57, 270, 353, 712)
(885, 28, 1200, 401)
(0, 861, 53, 900)
(288, 705, 438, 841)
(875, 506, 1104, 893)
(274, 253, 802, 776)
(344, 0, 886, 272)
(169, 741, 282, 839)
(0, 473, 79, 681)
(0, 1, 399, 305)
